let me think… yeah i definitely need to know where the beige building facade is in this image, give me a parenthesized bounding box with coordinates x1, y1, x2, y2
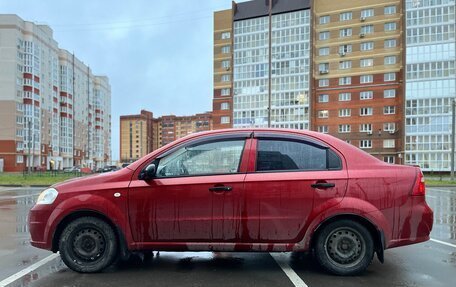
(0, 15, 111, 172)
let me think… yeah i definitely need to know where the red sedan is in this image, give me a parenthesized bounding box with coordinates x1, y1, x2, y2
(29, 129, 433, 275)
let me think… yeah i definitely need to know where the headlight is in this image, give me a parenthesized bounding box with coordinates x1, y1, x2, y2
(36, 188, 58, 205)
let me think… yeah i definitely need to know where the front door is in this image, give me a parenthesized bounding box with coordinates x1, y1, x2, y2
(128, 137, 248, 242)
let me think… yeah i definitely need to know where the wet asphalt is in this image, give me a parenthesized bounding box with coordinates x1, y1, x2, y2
(0, 186, 454, 287)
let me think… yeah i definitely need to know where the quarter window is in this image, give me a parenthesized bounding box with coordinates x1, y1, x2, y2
(156, 140, 245, 177)
(256, 139, 341, 171)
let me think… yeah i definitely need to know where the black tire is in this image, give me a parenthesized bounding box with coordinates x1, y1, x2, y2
(314, 220, 374, 276)
(59, 217, 118, 273)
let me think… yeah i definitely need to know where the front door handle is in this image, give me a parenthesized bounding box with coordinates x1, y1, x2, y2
(209, 186, 232, 192)
(311, 182, 335, 189)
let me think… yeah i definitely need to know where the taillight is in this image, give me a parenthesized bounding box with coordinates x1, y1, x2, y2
(412, 169, 426, 196)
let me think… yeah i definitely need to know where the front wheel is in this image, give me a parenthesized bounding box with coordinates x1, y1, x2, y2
(314, 220, 374, 276)
(59, 217, 118, 273)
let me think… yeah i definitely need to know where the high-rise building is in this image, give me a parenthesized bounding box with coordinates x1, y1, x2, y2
(212, 9, 234, 130)
(212, 0, 312, 130)
(212, 0, 407, 164)
(119, 111, 212, 160)
(312, 0, 404, 164)
(0, 15, 111, 172)
(120, 110, 155, 163)
(405, 0, 456, 171)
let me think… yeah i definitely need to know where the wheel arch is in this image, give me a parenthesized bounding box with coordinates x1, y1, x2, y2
(51, 209, 129, 260)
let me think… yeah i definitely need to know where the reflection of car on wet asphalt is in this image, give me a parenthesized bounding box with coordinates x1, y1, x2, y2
(28, 129, 433, 276)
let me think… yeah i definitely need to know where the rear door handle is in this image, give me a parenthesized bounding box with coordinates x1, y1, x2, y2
(311, 182, 335, 189)
(209, 186, 232, 192)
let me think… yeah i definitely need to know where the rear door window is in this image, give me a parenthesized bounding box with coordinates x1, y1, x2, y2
(256, 139, 341, 171)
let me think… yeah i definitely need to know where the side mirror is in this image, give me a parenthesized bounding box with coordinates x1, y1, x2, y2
(139, 163, 156, 181)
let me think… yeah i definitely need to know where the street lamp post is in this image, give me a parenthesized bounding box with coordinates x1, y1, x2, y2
(451, 99, 455, 181)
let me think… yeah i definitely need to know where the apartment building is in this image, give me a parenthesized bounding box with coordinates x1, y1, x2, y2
(120, 110, 155, 162)
(0, 15, 111, 172)
(405, 0, 456, 171)
(312, 0, 404, 164)
(213, 9, 234, 129)
(120, 111, 212, 160)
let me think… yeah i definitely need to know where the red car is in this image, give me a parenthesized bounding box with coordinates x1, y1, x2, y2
(29, 129, 433, 275)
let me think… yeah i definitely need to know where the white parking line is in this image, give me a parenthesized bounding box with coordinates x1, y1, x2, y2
(427, 188, 454, 193)
(270, 253, 308, 287)
(0, 253, 59, 287)
(430, 238, 456, 249)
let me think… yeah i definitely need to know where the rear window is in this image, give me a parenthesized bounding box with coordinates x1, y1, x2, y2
(256, 139, 341, 171)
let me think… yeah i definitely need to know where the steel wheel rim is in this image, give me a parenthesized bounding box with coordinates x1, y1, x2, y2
(72, 227, 106, 263)
(324, 227, 366, 268)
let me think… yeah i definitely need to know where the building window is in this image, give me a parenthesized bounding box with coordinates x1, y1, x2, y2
(319, 15, 330, 24)
(318, 125, 328, 133)
(384, 6, 396, 15)
(360, 41, 374, 51)
(384, 39, 397, 48)
(384, 122, 396, 132)
(339, 124, 351, 133)
(383, 156, 395, 164)
(221, 74, 231, 82)
(339, 108, 351, 117)
(360, 75, 373, 83)
(384, 106, 396, 115)
(360, 123, 372, 133)
(360, 107, 373, 116)
(221, 116, 230, 124)
(339, 44, 352, 54)
(319, 31, 330, 40)
(318, 94, 329, 103)
(384, 89, 396, 98)
(319, 63, 329, 73)
(359, 140, 372, 149)
(16, 155, 23, 163)
(360, 58, 374, 67)
(221, 88, 230, 96)
(339, 93, 351, 101)
(360, 91, 373, 100)
(384, 22, 397, 31)
(340, 12, 352, 21)
(339, 60, 352, 70)
(384, 56, 396, 65)
(319, 47, 330, 56)
(340, 28, 352, 38)
(339, 77, 351, 85)
(319, 79, 329, 87)
(384, 73, 396, 81)
(318, 110, 329, 118)
(361, 9, 374, 18)
(221, 60, 231, 68)
(221, 102, 230, 110)
(221, 32, 231, 39)
(360, 25, 374, 34)
(221, 45, 231, 54)
(383, 139, 395, 148)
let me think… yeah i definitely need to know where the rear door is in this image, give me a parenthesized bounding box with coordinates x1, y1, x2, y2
(244, 133, 348, 242)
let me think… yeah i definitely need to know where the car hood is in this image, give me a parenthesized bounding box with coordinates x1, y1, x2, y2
(52, 167, 134, 193)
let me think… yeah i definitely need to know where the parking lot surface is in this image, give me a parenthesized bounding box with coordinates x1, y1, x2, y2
(0, 186, 454, 287)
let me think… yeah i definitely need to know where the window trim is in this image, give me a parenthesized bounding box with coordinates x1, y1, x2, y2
(252, 133, 343, 172)
(152, 136, 248, 179)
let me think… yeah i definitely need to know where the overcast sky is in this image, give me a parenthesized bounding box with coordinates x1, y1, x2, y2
(0, 0, 244, 161)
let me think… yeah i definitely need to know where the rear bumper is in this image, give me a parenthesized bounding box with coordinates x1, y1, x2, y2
(387, 196, 433, 249)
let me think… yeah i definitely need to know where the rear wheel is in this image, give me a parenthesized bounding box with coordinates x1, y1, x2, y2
(314, 220, 374, 275)
(59, 217, 118, 273)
